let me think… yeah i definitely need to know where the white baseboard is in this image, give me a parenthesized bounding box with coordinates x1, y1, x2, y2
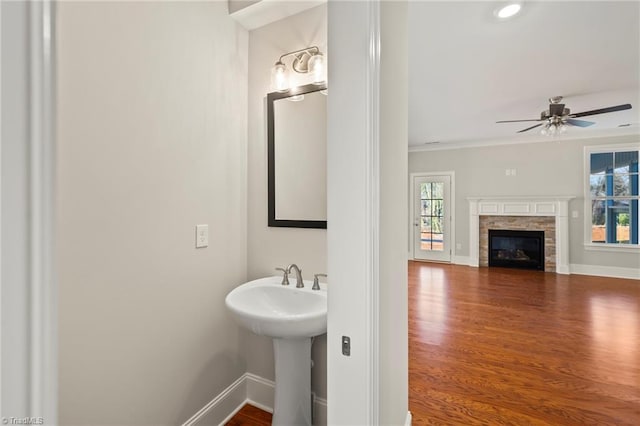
(409, 255, 474, 266)
(446, 258, 636, 280)
(452, 255, 473, 266)
(183, 373, 327, 426)
(570, 263, 640, 280)
(182, 374, 247, 426)
(245, 373, 275, 413)
(405, 410, 412, 425)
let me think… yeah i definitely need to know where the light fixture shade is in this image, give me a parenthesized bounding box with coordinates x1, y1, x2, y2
(308, 53, 325, 85)
(271, 62, 289, 92)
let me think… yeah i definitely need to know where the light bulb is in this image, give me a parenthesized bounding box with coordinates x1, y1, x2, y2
(271, 62, 289, 92)
(308, 53, 325, 85)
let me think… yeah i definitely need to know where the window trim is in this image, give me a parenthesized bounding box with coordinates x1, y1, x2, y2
(583, 142, 640, 251)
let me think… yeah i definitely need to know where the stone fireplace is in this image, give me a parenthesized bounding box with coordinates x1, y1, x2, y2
(468, 197, 574, 274)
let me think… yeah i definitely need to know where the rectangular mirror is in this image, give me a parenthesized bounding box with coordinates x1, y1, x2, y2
(268, 83, 327, 229)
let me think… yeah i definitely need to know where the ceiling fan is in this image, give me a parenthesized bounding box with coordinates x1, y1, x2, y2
(496, 96, 632, 134)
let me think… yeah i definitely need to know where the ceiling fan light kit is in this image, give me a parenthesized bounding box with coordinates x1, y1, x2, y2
(540, 120, 567, 136)
(496, 95, 633, 136)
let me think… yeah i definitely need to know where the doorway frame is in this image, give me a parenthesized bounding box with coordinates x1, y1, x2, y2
(327, 1, 409, 424)
(409, 171, 456, 262)
(0, 0, 57, 420)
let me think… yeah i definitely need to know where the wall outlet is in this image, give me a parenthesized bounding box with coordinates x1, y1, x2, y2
(196, 224, 208, 248)
(572, 210, 579, 218)
(456, 243, 462, 250)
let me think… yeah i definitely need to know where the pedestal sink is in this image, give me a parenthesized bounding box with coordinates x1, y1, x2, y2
(225, 276, 327, 426)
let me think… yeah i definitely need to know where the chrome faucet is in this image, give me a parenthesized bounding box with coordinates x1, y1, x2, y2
(286, 264, 304, 288)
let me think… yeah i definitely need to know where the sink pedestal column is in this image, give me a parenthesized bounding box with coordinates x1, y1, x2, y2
(272, 337, 312, 426)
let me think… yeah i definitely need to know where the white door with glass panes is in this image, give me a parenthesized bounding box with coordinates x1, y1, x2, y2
(413, 175, 452, 262)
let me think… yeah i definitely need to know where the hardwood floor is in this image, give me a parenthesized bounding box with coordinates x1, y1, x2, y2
(226, 263, 639, 425)
(225, 404, 272, 425)
(409, 261, 639, 425)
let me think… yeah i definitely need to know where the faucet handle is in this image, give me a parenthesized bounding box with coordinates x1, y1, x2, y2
(312, 273, 327, 290)
(275, 267, 290, 286)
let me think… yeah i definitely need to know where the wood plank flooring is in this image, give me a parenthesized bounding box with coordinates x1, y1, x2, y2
(226, 262, 639, 425)
(409, 261, 639, 425)
(225, 404, 272, 425)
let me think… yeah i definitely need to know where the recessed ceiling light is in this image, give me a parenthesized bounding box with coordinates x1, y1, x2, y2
(495, 3, 522, 20)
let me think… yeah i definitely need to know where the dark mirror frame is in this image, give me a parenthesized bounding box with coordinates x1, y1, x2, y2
(267, 83, 327, 229)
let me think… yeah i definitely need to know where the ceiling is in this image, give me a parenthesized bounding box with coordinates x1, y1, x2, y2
(408, 1, 640, 150)
(234, 0, 640, 150)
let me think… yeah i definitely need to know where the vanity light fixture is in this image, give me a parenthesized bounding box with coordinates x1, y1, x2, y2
(494, 2, 522, 20)
(271, 46, 326, 92)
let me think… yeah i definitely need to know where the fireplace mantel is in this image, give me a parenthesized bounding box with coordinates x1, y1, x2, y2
(468, 196, 575, 274)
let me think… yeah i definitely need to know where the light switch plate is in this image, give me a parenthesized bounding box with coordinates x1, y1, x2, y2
(196, 224, 208, 248)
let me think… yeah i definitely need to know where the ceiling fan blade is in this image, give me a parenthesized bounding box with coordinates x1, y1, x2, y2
(517, 123, 544, 133)
(566, 118, 595, 128)
(496, 119, 542, 123)
(570, 104, 632, 118)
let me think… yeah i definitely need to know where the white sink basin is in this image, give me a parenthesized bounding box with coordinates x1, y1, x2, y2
(225, 276, 327, 339)
(226, 275, 327, 425)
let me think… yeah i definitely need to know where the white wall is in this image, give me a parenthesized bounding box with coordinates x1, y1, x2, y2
(246, 4, 328, 399)
(56, 2, 248, 424)
(409, 134, 640, 271)
(1, 0, 30, 417)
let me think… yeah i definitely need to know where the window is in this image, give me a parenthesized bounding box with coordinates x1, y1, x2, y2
(419, 181, 445, 251)
(586, 145, 639, 247)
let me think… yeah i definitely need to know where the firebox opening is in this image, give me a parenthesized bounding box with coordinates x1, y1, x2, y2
(488, 229, 545, 271)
